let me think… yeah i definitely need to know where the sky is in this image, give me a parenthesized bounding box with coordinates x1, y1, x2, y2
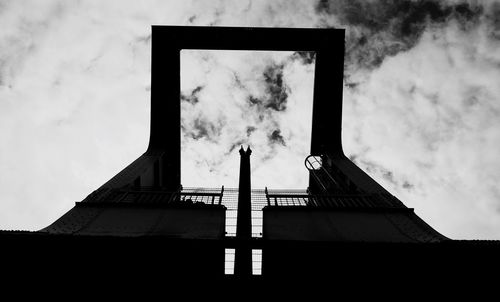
(0, 0, 499, 240)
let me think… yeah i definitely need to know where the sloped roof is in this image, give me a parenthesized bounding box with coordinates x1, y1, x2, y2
(263, 207, 448, 243)
(40, 202, 226, 239)
(261, 187, 448, 243)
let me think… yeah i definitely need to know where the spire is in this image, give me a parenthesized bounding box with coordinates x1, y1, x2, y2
(239, 145, 252, 156)
(235, 144, 252, 278)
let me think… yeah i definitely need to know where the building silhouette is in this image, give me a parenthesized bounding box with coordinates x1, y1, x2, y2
(1, 26, 499, 288)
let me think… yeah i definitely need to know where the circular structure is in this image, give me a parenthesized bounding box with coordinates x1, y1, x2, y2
(304, 155, 323, 171)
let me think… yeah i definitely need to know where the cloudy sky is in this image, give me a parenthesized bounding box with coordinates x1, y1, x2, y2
(1, 0, 499, 240)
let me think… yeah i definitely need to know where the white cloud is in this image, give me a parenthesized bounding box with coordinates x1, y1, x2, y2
(0, 0, 499, 241)
(180, 50, 315, 189)
(343, 21, 500, 239)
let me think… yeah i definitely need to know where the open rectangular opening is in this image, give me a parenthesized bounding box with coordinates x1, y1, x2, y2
(224, 248, 235, 275)
(180, 50, 315, 190)
(252, 249, 262, 275)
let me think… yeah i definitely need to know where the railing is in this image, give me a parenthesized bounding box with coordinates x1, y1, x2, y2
(264, 187, 404, 209)
(264, 189, 309, 207)
(85, 186, 225, 206)
(176, 186, 225, 205)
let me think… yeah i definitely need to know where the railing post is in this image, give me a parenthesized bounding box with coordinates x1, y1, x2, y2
(265, 187, 270, 207)
(219, 185, 224, 205)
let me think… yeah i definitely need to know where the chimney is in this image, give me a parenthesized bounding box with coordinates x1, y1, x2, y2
(235, 146, 252, 277)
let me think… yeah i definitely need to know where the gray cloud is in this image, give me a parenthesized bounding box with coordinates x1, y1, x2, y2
(263, 63, 289, 111)
(247, 62, 290, 112)
(134, 34, 151, 44)
(402, 181, 414, 191)
(187, 116, 223, 141)
(268, 129, 286, 146)
(316, 0, 486, 72)
(291, 51, 316, 65)
(246, 126, 256, 136)
(181, 85, 204, 105)
(360, 159, 415, 192)
(483, 2, 500, 40)
(228, 140, 246, 154)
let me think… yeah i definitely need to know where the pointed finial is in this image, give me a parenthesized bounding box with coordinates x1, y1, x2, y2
(246, 145, 252, 155)
(239, 145, 245, 155)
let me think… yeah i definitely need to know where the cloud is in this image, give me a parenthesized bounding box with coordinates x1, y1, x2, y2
(291, 51, 316, 65)
(181, 85, 204, 105)
(0, 0, 201, 230)
(315, 0, 489, 74)
(180, 49, 315, 188)
(0, 1, 66, 87)
(261, 63, 289, 111)
(0, 0, 499, 241)
(342, 18, 500, 238)
(268, 129, 286, 147)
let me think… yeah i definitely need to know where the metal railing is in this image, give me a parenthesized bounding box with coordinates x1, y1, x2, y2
(86, 185, 225, 206)
(264, 187, 404, 209)
(176, 186, 225, 205)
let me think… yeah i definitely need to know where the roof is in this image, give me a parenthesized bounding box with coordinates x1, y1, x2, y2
(40, 202, 226, 238)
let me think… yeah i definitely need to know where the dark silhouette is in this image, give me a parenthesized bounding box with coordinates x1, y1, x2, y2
(235, 146, 252, 278)
(0, 26, 499, 290)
